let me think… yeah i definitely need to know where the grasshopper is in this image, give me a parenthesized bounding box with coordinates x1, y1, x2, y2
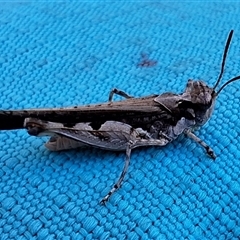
(0, 30, 239, 204)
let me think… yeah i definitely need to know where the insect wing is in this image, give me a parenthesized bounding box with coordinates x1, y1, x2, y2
(25, 118, 139, 151)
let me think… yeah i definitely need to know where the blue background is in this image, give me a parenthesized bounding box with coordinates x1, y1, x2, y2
(0, 1, 239, 239)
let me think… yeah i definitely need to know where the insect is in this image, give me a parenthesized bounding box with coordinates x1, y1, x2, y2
(0, 30, 239, 204)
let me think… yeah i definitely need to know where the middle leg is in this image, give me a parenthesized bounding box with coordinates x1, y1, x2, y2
(108, 88, 134, 102)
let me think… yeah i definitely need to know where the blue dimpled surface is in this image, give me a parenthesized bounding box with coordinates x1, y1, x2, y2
(0, 2, 239, 239)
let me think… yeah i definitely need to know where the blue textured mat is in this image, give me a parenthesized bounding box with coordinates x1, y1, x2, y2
(0, 2, 240, 239)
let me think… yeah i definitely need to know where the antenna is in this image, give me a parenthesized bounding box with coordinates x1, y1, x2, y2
(213, 30, 234, 90)
(216, 75, 240, 95)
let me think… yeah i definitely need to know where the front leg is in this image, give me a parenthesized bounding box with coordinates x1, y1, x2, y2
(184, 129, 216, 160)
(108, 88, 134, 102)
